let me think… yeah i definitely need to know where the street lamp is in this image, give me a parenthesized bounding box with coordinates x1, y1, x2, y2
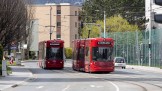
(148, 0, 153, 66)
(95, 10, 106, 38)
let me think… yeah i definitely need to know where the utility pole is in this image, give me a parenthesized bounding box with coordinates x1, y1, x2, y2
(50, 6, 52, 40)
(104, 11, 106, 38)
(45, 6, 55, 40)
(149, 0, 152, 66)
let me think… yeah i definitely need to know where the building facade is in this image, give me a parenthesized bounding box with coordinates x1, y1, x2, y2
(33, 3, 81, 47)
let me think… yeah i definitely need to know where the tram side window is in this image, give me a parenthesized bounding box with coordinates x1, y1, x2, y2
(85, 47, 90, 61)
(86, 47, 89, 56)
(74, 49, 77, 60)
(79, 47, 84, 60)
(72, 48, 77, 60)
(42, 47, 44, 59)
(107, 47, 113, 60)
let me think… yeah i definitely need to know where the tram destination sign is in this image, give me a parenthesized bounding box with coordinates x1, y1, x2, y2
(50, 42, 60, 46)
(98, 41, 111, 45)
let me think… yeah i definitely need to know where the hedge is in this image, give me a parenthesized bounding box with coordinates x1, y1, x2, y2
(65, 47, 72, 59)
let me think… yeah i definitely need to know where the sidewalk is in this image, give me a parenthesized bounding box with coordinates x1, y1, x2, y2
(127, 65, 162, 73)
(0, 65, 33, 91)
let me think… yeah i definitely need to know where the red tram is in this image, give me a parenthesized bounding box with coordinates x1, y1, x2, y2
(38, 39, 65, 69)
(72, 38, 114, 72)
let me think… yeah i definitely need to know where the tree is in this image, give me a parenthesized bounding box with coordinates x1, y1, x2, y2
(81, 15, 138, 38)
(0, 44, 3, 64)
(82, 0, 145, 30)
(0, 0, 34, 51)
(81, 24, 100, 38)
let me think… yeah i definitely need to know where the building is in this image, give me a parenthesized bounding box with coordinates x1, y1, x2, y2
(32, 3, 82, 47)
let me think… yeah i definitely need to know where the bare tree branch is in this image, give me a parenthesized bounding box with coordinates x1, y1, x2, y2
(0, 0, 34, 50)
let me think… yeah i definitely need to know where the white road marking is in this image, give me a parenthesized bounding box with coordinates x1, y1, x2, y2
(90, 85, 95, 87)
(36, 86, 44, 89)
(90, 85, 104, 88)
(62, 85, 70, 91)
(109, 81, 120, 91)
(96, 86, 104, 88)
(64, 62, 119, 91)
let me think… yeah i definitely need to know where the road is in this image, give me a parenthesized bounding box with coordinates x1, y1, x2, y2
(3, 59, 162, 91)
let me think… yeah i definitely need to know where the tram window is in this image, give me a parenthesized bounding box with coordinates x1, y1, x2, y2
(46, 48, 63, 60)
(92, 47, 113, 61)
(86, 47, 89, 56)
(79, 48, 84, 60)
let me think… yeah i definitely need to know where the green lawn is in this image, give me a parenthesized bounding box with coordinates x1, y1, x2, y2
(7, 61, 17, 66)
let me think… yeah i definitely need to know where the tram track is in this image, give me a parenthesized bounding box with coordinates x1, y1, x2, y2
(24, 61, 162, 91)
(51, 67, 149, 91)
(65, 66, 162, 91)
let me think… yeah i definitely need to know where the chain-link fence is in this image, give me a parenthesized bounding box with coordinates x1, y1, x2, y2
(105, 29, 162, 68)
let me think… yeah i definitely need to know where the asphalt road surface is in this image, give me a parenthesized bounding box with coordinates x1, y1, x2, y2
(4, 59, 162, 91)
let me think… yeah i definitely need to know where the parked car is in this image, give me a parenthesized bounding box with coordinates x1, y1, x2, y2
(114, 57, 126, 69)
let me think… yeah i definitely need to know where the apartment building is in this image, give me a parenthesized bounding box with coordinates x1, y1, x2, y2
(32, 3, 81, 47)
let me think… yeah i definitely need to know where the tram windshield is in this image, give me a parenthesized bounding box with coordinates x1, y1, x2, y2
(46, 47, 63, 60)
(92, 47, 113, 61)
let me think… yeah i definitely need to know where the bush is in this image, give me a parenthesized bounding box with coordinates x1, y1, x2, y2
(29, 51, 36, 59)
(65, 47, 72, 59)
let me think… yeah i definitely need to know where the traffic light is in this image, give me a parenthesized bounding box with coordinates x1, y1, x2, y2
(154, 0, 162, 23)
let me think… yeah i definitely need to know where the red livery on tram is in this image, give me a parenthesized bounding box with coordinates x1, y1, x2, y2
(72, 38, 114, 73)
(38, 39, 65, 69)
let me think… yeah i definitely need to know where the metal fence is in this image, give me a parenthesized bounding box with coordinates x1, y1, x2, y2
(105, 29, 162, 68)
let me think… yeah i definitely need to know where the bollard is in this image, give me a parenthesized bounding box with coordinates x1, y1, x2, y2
(15, 58, 21, 65)
(2, 60, 7, 76)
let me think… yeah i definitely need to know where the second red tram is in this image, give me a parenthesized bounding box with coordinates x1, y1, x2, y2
(38, 39, 65, 69)
(72, 38, 114, 72)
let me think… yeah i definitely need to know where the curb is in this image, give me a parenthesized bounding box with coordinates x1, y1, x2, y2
(127, 65, 162, 74)
(1, 66, 34, 91)
(11, 70, 33, 88)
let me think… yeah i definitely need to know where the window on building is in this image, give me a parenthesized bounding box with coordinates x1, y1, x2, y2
(57, 22, 61, 27)
(78, 23, 80, 28)
(75, 22, 77, 27)
(57, 10, 61, 15)
(57, 34, 61, 38)
(75, 34, 77, 39)
(75, 11, 77, 16)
